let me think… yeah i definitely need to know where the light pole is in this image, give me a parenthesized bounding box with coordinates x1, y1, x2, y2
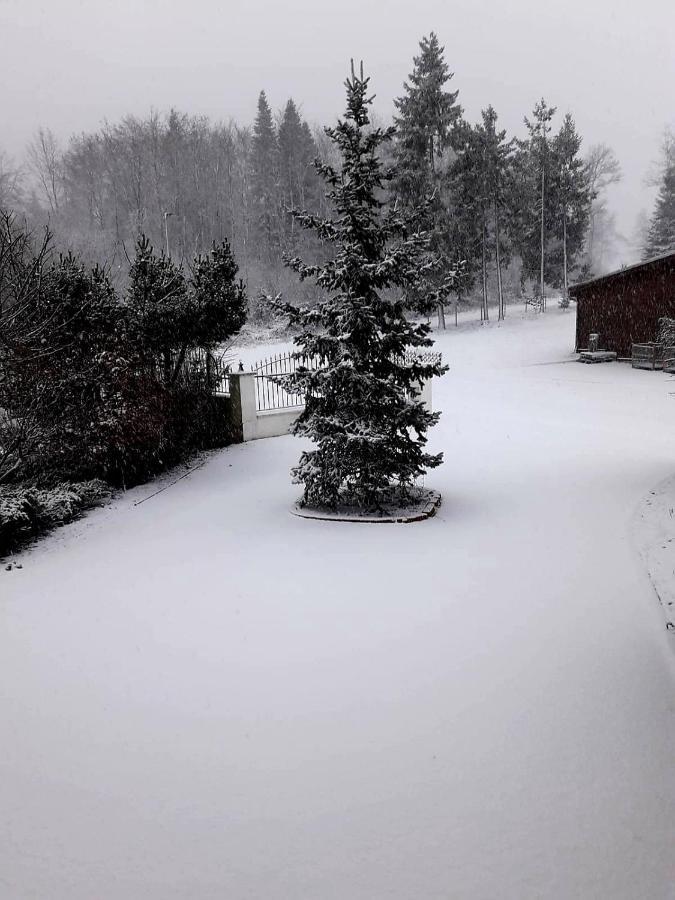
(163, 211, 174, 257)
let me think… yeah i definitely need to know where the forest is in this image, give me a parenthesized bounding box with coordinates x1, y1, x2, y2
(3, 33, 671, 326)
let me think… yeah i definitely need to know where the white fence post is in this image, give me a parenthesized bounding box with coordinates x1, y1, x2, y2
(419, 377, 433, 412)
(228, 372, 257, 442)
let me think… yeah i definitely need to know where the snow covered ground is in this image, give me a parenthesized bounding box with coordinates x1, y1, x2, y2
(2, 309, 675, 899)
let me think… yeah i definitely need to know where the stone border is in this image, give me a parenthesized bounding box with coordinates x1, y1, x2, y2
(291, 489, 442, 524)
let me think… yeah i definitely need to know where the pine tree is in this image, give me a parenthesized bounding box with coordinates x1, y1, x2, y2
(250, 91, 279, 260)
(189, 240, 247, 348)
(520, 99, 557, 307)
(393, 32, 463, 327)
(278, 98, 320, 249)
(643, 131, 675, 260)
(480, 107, 512, 320)
(550, 113, 591, 297)
(127, 234, 188, 378)
(276, 63, 447, 510)
(446, 125, 483, 317)
(393, 32, 462, 201)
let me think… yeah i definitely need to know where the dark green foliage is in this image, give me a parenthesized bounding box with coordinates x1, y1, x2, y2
(549, 114, 592, 290)
(393, 32, 462, 203)
(190, 241, 248, 347)
(126, 235, 247, 385)
(278, 99, 321, 235)
(126, 234, 188, 363)
(510, 99, 557, 295)
(251, 91, 279, 258)
(393, 33, 464, 322)
(0, 217, 247, 493)
(276, 64, 447, 510)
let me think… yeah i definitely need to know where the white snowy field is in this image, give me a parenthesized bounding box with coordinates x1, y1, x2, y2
(2, 309, 675, 899)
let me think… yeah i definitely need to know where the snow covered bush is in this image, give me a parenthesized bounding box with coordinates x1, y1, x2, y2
(0, 480, 109, 556)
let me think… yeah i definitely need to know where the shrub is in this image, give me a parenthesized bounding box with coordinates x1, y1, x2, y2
(0, 480, 109, 556)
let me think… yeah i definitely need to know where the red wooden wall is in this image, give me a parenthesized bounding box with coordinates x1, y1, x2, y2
(572, 254, 675, 357)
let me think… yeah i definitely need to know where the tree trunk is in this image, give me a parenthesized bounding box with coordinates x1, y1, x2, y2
(495, 199, 504, 321)
(437, 301, 446, 330)
(540, 166, 546, 310)
(481, 218, 489, 323)
(562, 210, 568, 301)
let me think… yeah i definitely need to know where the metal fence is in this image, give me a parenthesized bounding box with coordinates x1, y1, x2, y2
(249, 349, 441, 412)
(251, 352, 322, 411)
(176, 348, 231, 395)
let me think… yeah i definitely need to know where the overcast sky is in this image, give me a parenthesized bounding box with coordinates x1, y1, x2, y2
(1, 0, 673, 240)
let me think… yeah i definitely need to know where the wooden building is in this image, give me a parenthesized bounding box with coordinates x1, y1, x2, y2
(570, 252, 675, 357)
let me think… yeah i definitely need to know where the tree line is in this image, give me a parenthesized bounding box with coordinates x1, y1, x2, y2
(8, 33, 669, 325)
(0, 35, 672, 322)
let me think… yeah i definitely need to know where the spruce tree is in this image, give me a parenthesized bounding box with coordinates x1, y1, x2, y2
(550, 113, 591, 297)
(393, 32, 463, 327)
(250, 91, 279, 260)
(189, 240, 247, 348)
(278, 98, 320, 249)
(276, 63, 446, 510)
(517, 99, 557, 306)
(126, 234, 188, 376)
(393, 32, 462, 201)
(481, 107, 512, 320)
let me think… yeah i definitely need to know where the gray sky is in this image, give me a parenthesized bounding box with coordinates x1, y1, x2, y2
(1, 0, 673, 244)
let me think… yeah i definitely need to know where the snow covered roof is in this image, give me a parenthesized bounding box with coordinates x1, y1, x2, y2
(570, 250, 675, 293)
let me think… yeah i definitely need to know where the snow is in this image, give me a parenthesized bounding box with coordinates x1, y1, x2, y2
(632, 473, 675, 632)
(2, 308, 675, 899)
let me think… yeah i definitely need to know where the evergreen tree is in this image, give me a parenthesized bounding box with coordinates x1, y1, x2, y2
(189, 240, 248, 348)
(126, 234, 188, 378)
(250, 91, 279, 260)
(515, 99, 557, 306)
(446, 125, 483, 315)
(550, 113, 591, 296)
(643, 131, 675, 260)
(276, 63, 446, 510)
(127, 235, 247, 380)
(393, 32, 462, 202)
(481, 107, 513, 320)
(278, 99, 320, 249)
(393, 32, 463, 327)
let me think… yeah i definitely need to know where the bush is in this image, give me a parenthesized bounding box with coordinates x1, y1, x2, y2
(0, 480, 109, 556)
(0, 222, 247, 492)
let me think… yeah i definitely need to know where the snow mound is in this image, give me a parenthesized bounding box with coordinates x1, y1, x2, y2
(632, 474, 675, 634)
(291, 486, 441, 523)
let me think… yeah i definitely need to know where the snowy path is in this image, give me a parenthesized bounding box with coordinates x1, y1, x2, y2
(2, 310, 675, 899)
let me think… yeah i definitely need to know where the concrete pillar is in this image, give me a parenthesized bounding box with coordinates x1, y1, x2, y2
(419, 377, 433, 412)
(228, 372, 257, 442)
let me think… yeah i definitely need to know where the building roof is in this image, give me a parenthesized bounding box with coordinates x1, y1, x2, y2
(569, 250, 675, 293)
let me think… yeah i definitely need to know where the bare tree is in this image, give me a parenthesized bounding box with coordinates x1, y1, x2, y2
(0, 150, 24, 210)
(27, 127, 63, 214)
(583, 143, 622, 274)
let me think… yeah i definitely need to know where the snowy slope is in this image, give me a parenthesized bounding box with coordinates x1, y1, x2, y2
(1, 309, 675, 899)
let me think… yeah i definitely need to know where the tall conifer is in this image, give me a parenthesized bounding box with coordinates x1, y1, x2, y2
(276, 64, 446, 510)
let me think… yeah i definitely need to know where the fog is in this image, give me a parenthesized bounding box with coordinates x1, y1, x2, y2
(1, 0, 673, 242)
